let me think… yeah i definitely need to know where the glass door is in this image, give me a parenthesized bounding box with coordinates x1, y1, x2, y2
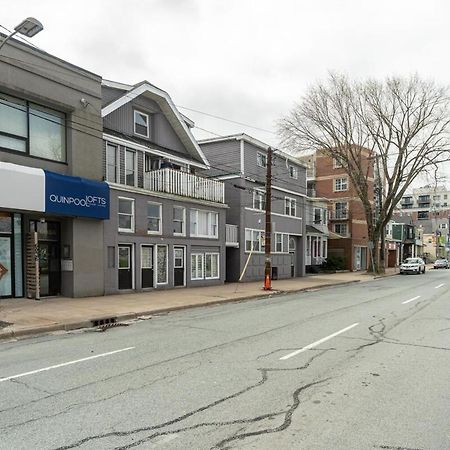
(0, 236, 12, 297)
(141, 245, 154, 288)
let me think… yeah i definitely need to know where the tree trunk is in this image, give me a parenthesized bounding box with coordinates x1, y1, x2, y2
(367, 228, 383, 274)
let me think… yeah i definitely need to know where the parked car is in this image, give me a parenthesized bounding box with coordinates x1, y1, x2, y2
(433, 259, 449, 269)
(400, 257, 426, 274)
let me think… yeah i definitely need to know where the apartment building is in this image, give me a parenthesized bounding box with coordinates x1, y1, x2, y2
(101, 80, 227, 293)
(302, 149, 374, 271)
(0, 33, 108, 299)
(199, 134, 306, 282)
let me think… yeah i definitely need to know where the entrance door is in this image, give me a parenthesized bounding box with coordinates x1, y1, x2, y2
(141, 245, 154, 288)
(118, 245, 133, 290)
(173, 247, 185, 287)
(290, 252, 295, 277)
(39, 242, 61, 296)
(0, 236, 12, 297)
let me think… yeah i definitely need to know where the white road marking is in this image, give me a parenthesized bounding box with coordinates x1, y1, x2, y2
(0, 347, 135, 383)
(402, 295, 421, 304)
(279, 323, 359, 360)
(435, 283, 445, 289)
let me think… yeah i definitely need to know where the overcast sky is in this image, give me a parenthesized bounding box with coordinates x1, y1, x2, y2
(3, 0, 450, 183)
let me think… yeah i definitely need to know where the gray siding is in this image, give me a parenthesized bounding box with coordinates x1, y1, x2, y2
(104, 188, 227, 293)
(104, 96, 189, 155)
(199, 140, 241, 177)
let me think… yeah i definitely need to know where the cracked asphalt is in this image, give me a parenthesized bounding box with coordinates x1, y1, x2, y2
(0, 270, 449, 450)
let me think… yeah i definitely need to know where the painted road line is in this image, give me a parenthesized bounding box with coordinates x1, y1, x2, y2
(279, 323, 359, 361)
(0, 347, 135, 383)
(435, 283, 445, 289)
(402, 295, 421, 305)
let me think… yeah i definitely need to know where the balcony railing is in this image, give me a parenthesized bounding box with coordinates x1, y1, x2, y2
(226, 224, 239, 247)
(329, 210, 349, 220)
(144, 168, 225, 204)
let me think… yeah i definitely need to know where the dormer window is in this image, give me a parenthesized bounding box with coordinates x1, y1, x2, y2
(134, 110, 149, 137)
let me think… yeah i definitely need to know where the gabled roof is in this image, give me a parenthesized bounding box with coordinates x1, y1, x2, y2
(101, 79, 208, 168)
(199, 133, 308, 169)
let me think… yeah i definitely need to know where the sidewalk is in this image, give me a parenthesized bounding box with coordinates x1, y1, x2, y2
(0, 269, 398, 340)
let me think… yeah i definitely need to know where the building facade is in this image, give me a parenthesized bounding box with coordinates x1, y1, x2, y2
(199, 134, 307, 282)
(302, 150, 374, 271)
(101, 80, 227, 293)
(305, 197, 329, 270)
(0, 33, 108, 299)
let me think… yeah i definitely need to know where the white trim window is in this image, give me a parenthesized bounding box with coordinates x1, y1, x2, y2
(289, 165, 298, 179)
(284, 197, 296, 216)
(314, 208, 322, 224)
(245, 228, 265, 253)
(334, 177, 348, 192)
(253, 190, 266, 211)
(191, 253, 204, 280)
(275, 233, 283, 253)
(134, 110, 150, 138)
(333, 157, 343, 169)
(118, 197, 134, 232)
(334, 223, 348, 236)
(335, 202, 348, 219)
(257, 151, 267, 168)
(147, 202, 162, 234)
(125, 149, 136, 186)
(205, 253, 220, 279)
(173, 206, 185, 236)
(106, 142, 118, 183)
(190, 209, 219, 238)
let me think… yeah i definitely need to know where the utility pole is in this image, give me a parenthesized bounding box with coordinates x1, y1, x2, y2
(264, 147, 273, 290)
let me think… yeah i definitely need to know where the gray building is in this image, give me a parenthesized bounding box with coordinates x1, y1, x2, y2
(0, 33, 108, 299)
(101, 80, 227, 293)
(199, 134, 307, 282)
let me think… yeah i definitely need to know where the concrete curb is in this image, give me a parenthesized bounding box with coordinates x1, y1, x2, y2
(0, 279, 362, 342)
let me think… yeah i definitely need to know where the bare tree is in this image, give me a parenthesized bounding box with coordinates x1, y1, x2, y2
(278, 73, 450, 273)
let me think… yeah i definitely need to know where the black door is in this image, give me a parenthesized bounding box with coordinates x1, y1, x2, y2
(290, 252, 295, 277)
(118, 245, 133, 290)
(39, 242, 61, 296)
(141, 245, 154, 288)
(173, 247, 185, 287)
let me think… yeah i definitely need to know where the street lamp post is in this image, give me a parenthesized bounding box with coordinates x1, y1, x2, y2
(0, 17, 43, 51)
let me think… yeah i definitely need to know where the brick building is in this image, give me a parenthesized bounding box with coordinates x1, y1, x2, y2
(301, 149, 374, 271)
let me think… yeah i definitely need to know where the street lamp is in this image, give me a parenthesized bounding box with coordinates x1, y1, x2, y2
(0, 17, 43, 51)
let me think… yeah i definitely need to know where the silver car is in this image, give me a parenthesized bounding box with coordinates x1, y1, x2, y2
(434, 259, 449, 269)
(400, 257, 426, 274)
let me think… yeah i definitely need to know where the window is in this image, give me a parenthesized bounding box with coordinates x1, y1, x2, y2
(440, 223, 448, 229)
(245, 228, 265, 252)
(334, 177, 348, 192)
(147, 202, 162, 234)
(173, 206, 185, 235)
(289, 165, 298, 179)
(191, 254, 204, 280)
(314, 208, 322, 224)
(106, 143, 118, 183)
(174, 248, 184, 268)
(145, 154, 161, 172)
(285, 197, 296, 216)
(0, 93, 66, 162)
(257, 152, 267, 168)
(444, 195, 448, 200)
(433, 195, 440, 200)
(125, 149, 136, 186)
(190, 210, 219, 238)
(253, 190, 266, 210)
(141, 246, 153, 269)
(118, 198, 134, 232)
(418, 211, 429, 220)
(134, 110, 149, 137)
(322, 209, 328, 225)
(288, 236, 296, 252)
(118, 247, 130, 269)
(275, 233, 283, 252)
(335, 202, 348, 219)
(334, 223, 348, 236)
(156, 245, 168, 284)
(205, 253, 220, 279)
(333, 158, 343, 169)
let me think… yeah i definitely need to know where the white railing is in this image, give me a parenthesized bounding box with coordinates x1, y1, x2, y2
(226, 224, 239, 247)
(144, 168, 225, 204)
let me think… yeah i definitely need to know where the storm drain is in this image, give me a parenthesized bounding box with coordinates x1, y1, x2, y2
(91, 317, 117, 327)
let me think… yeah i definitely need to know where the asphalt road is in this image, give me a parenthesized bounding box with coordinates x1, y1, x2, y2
(1, 269, 449, 450)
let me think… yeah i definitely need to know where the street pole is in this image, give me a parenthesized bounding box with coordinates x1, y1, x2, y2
(264, 147, 272, 290)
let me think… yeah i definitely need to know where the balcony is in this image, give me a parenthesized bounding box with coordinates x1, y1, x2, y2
(226, 224, 239, 247)
(144, 168, 225, 204)
(307, 188, 316, 198)
(329, 210, 349, 220)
